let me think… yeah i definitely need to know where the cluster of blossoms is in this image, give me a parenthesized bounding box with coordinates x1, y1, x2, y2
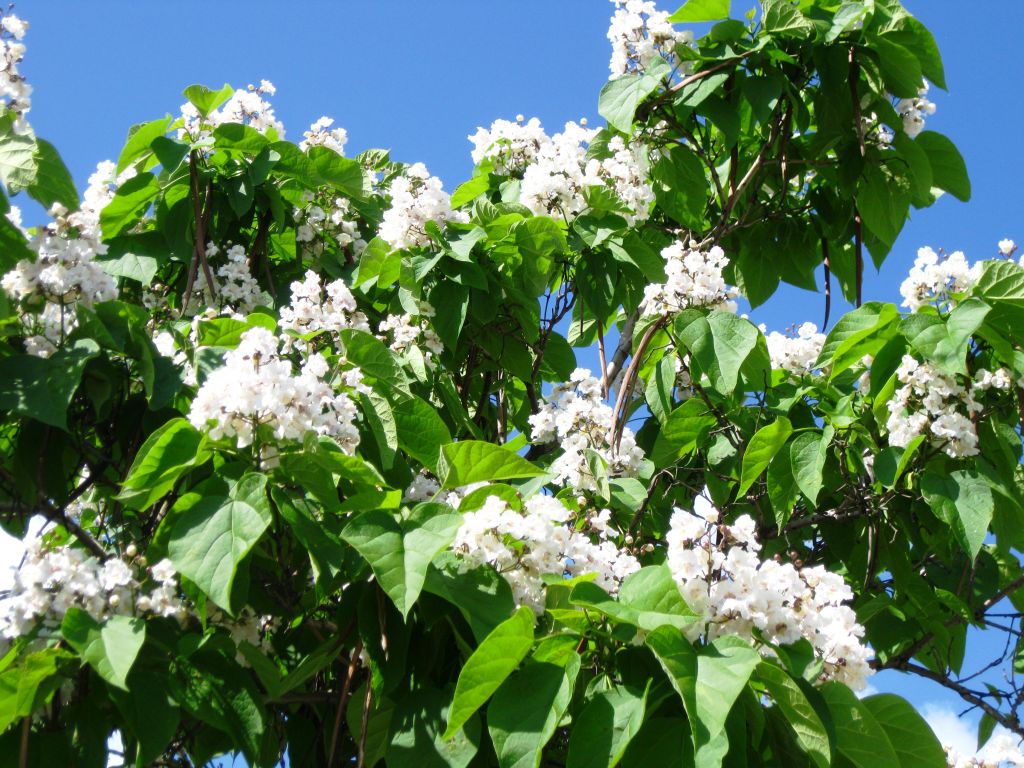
(666, 498, 872, 689)
(528, 369, 646, 493)
(642, 240, 740, 316)
(944, 735, 1024, 768)
(188, 326, 361, 452)
(761, 322, 826, 376)
(204, 242, 268, 314)
(378, 162, 465, 251)
(179, 80, 284, 140)
(0, 160, 133, 356)
(607, 0, 693, 78)
(896, 81, 937, 139)
(451, 494, 639, 613)
(468, 116, 549, 175)
(884, 355, 1004, 459)
(0, 13, 30, 133)
(0, 538, 185, 641)
(298, 116, 348, 155)
(899, 246, 981, 312)
(294, 192, 368, 259)
(279, 269, 370, 340)
(518, 120, 653, 225)
(378, 304, 444, 365)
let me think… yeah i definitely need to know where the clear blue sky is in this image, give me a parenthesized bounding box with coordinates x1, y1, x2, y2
(17, 0, 1024, 752)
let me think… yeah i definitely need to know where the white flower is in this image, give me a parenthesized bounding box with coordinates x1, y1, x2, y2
(607, 0, 694, 78)
(896, 80, 936, 138)
(379, 163, 465, 251)
(998, 238, 1016, 256)
(642, 241, 740, 316)
(300, 116, 348, 155)
(899, 246, 981, 312)
(469, 117, 551, 175)
(761, 322, 826, 376)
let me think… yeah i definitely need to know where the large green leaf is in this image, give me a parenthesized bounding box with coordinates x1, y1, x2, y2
(182, 82, 234, 116)
(819, 682, 900, 768)
(424, 552, 517, 643)
(921, 469, 994, 560)
(900, 298, 989, 376)
(763, 0, 814, 36)
(118, 418, 211, 510)
(27, 138, 78, 210)
(598, 59, 670, 134)
(488, 654, 581, 768)
(652, 397, 718, 466)
(444, 606, 535, 739)
(757, 661, 832, 768)
(916, 130, 970, 201)
(862, 694, 947, 768)
(393, 395, 452, 473)
(816, 301, 900, 377)
(99, 171, 160, 238)
(669, 0, 730, 22)
(0, 339, 99, 430)
(342, 503, 463, 618)
(790, 429, 831, 506)
(0, 648, 74, 732)
(387, 687, 482, 768)
(692, 636, 760, 758)
(678, 310, 769, 395)
(570, 565, 696, 632)
(738, 417, 793, 495)
(61, 610, 146, 692)
(167, 473, 273, 610)
(565, 685, 648, 768)
(110, 671, 181, 765)
(439, 441, 544, 488)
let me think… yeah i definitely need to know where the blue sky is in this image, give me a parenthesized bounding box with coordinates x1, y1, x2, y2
(14, 0, 1024, 755)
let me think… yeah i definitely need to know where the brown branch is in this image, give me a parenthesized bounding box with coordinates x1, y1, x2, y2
(605, 309, 640, 390)
(596, 319, 609, 399)
(821, 238, 833, 331)
(327, 640, 363, 768)
(854, 208, 863, 308)
(612, 318, 665, 450)
(356, 677, 373, 768)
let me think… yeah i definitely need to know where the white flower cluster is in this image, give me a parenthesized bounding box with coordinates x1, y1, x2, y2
(0, 13, 30, 133)
(205, 242, 268, 313)
(452, 494, 640, 614)
(885, 355, 989, 459)
(0, 538, 185, 640)
(607, 0, 693, 78)
(294, 192, 367, 258)
(378, 162, 465, 251)
(299, 116, 348, 155)
(188, 326, 361, 452)
(666, 498, 872, 689)
(761, 322, 826, 376)
(179, 80, 284, 141)
(899, 246, 981, 312)
(279, 269, 370, 341)
(528, 368, 646, 493)
(378, 303, 444, 363)
(945, 734, 1024, 768)
(519, 121, 653, 225)
(468, 116, 550, 175)
(642, 240, 740, 316)
(998, 238, 1017, 258)
(897, 81, 937, 139)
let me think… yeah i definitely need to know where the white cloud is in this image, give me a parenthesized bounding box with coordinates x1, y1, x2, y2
(923, 702, 977, 757)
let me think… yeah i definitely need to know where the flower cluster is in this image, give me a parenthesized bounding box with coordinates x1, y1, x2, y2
(299, 116, 348, 155)
(607, 0, 693, 78)
(279, 269, 370, 340)
(761, 322, 826, 376)
(468, 116, 550, 175)
(528, 369, 646, 493)
(294, 192, 368, 259)
(896, 81, 937, 139)
(944, 734, 1024, 768)
(378, 162, 464, 251)
(642, 240, 740, 315)
(885, 355, 987, 458)
(519, 121, 653, 224)
(0, 538, 185, 641)
(899, 246, 980, 311)
(666, 498, 872, 689)
(0, 13, 30, 133)
(188, 326, 361, 452)
(206, 242, 268, 313)
(451, 494, 640, 613)
(180, 80, 284, 141)
(378, 303, 444, 364)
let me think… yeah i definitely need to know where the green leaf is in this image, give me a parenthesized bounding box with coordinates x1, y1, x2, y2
(338, 329, 410, 391)
(739, 417, 793, 496)
(571, 565, 696, 632)
(791, 429, 830, 506)
(0, 339, 99, 430)
(669, 0, 730, 22)
(424, 552, 517, 643)
(599, 63, 668, 134)
(645, 626, 698, 723)
(873, 436, 924, 489)
(307, 146, 368, 198)
(757, 661, 832, 768)
(272, 488, 347, 586)
(342, 503, 463, 618)
(110, 671, 180, 765)
(921, 470, 994, 560)
(444, 606, 535, 739)
(622, 717, 694, 768)
(118, 418, 211, 510)
(392, 395, 452, 473)
(0, 648, 74, 732)
(819, 682, 900, 768)
(488, 654, 581, 768)
(651, 145, 709, 230)
(183, 83, 234, 117)
(872, 37, 923, 98)
(167, 473, 273, 610)
(0, 121, 37, 193)
(61, 610, 146, 691)
(763, 0, 814, 36)
(430, 280, 470, 350)
(768, 440, 800, 527)
(116, 116, 172, 173)
(387, 687, 482, 768)
(566, 685, 648, 768)
(98, 251, 160, 286)
(451, 173, 491, 209)
(900, 298, 989, 376)
(100, 172, 160, 238)
(651, 397, 718, 466)
(678, 310, 769, 395)
(439, 441, 544, 489)
(645, 355, 676, 426)
(27, 138, 78, 211)
(693, 636, 760, 753)
(817, 301, 900, 377)
(858, 162, 910, 252)
(213, 123, 270, 154)
(916, 130, 970, 201)
(862, 694, 947, 768)
(360, 389, 398, 470)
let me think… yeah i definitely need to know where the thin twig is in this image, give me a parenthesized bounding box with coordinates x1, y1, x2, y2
(605, 310, 640, 390)
(596, 320, 609, 399)
(357, 678, 373, 768)
(612, 319, 665, 450)
(327, 640, 363, 768)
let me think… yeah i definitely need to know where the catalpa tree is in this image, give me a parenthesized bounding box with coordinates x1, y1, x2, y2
(0, 1, 1021, 766)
